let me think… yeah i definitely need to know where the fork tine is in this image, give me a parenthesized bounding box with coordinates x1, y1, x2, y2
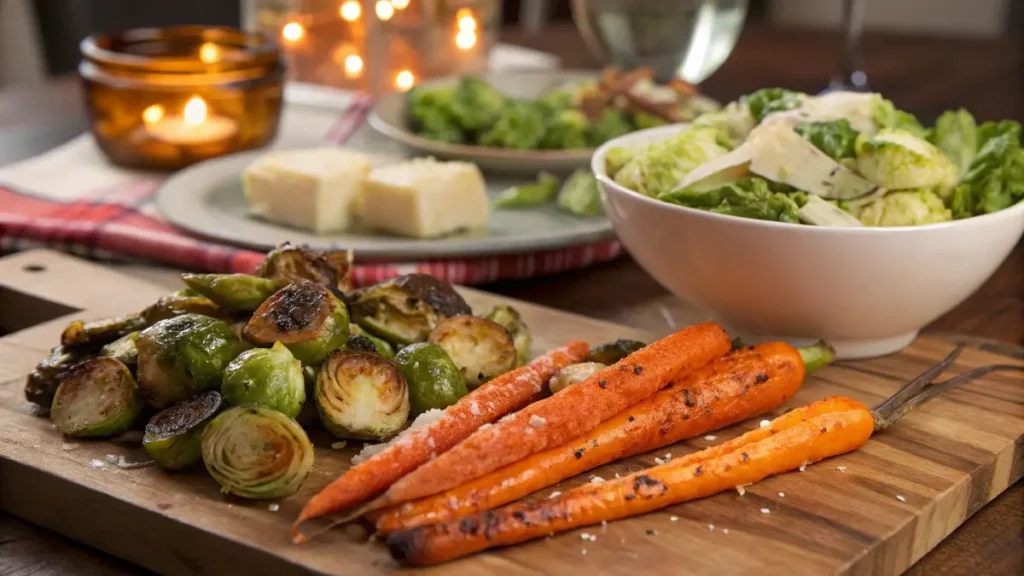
(870, 345, 963, 430)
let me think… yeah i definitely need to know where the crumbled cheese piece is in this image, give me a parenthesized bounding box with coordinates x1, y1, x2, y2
(836, 465, 847, 472)
(268, 504, 280, 512)
(778, 492, 785, 498)
(707, 523, 713, 530)
(896, 495, 906, 502)
(331, 441, 348, 449)
(529, 415, 547, 428)
(654, 457, 666, 465)
(89, 459, 106, 469)
(760, 420, 771, 428)
(735, 484, 747, 496)
(548, 491, 562, 499)
(760, 508, 770, 514)
(470, 401, 480, 416)
(704, 435, 717, 441)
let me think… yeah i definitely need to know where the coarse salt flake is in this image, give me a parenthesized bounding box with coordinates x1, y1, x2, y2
(529, 415, 547, 428)
(664, 453, 672, 459)
(548, 491, 561, 499)
(654, 457, 666, 465)
(722, 528, 730, 535)
(760, 420, 771, 428)
(427, 437, 435, 449)
(735, 484, 747, 496)
(778, 492, 785, 498)
(580, 532, 591, 540)
(89, 459, 106, 469)
(707, 523, 713, 530)
(799, 461, 809, 472)
(601, 520, 608, 527)
(704, 435, 717, 441)
(760, 508, 770, 514)
(268, 504, 280, 512)
(449, 497, 459, 509)
(590, 476, 605, 484)
(836, 466, 846, 472)
(896, 495, 906, 502)
(581, 549, 588, 555)
(470, 401, 480, 416)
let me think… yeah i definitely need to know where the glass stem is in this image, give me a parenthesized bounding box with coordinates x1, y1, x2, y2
(838, 0, 868, 90)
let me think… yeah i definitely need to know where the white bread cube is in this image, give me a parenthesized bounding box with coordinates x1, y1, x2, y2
(242, 148, 372, 233)
(360, 158, 489, 238)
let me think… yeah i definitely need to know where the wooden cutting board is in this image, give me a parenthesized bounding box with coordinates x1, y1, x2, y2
(0, 249, 1021, 576)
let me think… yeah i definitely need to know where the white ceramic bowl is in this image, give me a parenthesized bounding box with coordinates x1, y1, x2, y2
(593, 124, 1024, 359)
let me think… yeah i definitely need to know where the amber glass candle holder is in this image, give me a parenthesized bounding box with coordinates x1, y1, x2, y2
(80, 26, 285, 171)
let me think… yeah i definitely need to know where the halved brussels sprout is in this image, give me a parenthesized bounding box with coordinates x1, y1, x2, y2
(347, 274, 471, 346)
(61, 314, 147, 348)
(143, 390, 222, 470)
(221, 342, 305, 419)
(585, 339, 647, 365)
(315, 351, 410, 440)
(394, 342, 468, 416)
(135, 314, 249, 409)
(141, 295, 229, 325)
(243, 281, 350, 365)
(258, 242, 353, 297)
(201, 405, 314, 499)
(349, 324, 396, 359)
(548, 362, 607, 394)
(181, 273, 284, 313)
(50, 357, 142, 437)
(25, 345, 93, 409)
(428, 316, 516, 388)
(99, 331, 140, 372)
(482, 305, 531, 367)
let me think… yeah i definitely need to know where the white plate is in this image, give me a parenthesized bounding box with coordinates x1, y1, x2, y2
(155, 150, 614, 259)
(368, 70, 599, 175)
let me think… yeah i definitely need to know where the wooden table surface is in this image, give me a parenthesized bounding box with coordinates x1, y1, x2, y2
(1, 23, 1022, 576)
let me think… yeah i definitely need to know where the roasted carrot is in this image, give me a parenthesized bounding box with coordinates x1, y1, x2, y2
(375, 322, 731, 510)
(292, 341, 589, 542)
(386, 396, 874, 565)
(373, 341, 832, 534)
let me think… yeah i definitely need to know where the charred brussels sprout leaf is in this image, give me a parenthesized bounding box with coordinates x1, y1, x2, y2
(50, 357, 142, 437)
(394, 342, 468, 416)
(347, 274, 471, 346)
(349, 324, 397, 359)
(585, 339, 647, 365)
(99, 332, 139, 372)
(315, 351, 409, 440)
(61, 314, 147, 348)
(548, 362, 607, 394)
(243, 281, 350, 365)
(482, 305, 532, 367)
(222, 342, 306, 419)
(258, 242, 353, 297)
(428, 316, 516, 388)
(181, 273, 284, 313)
(135, 314, 249, 409)
(143, 390, 222, 470)
(346, 335, 382, 355)
(202, 405, 314, 499)
(25, 345, 94, 410)
(141, 295, 229, 325)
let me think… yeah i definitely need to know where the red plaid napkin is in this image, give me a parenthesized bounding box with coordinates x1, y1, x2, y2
(0, 96, 622, 287)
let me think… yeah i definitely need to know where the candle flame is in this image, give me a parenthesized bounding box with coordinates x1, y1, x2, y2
(183, 97, 208, 126)
(455, 29, 477, 50)
(392, 0, 409, 9)
(456, 9, 477, 31)
(282, 22, 305, 43)
(142, 104, 165, 125)
(198, 42, 221, 64)
(344, 54, 364, 78)
(395, 70, 415, 91)
(340, 1, 361, 21)
(375, 0, 394, 21)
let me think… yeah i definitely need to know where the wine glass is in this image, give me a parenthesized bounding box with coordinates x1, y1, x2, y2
(827, 0, 869, 92)
(570, 0, 749, 84)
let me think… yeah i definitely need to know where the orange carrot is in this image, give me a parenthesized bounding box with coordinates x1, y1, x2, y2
(375, 323, 731, 511)
(386, 396, 874, 565)
(292, 341, 589, 542)
(374, 341, 815, 534)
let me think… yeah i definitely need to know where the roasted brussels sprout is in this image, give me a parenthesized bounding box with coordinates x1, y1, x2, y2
(140, 295, 229, 325)
(172, 287, 202, 298)
(347, 274, 471, 346)
(394, 342, 468, 416)
(135, 314, 249, 409)
(585, 339, 647, 365)
(25, 345, 93, 409)
(315, 351, 409, 440)
(99, 331, 139, 372)
(221, 342, 305, 419)
(181, 273, 284, 313)
(143, 390, 222, 470)
(202, 405, 314, 499)
(349, 324, 396, 359)
(61, 314, 147, 348)
(548, 362, 607, 394)
(50, 357, 142, 437)
(258, 242, 353, 297)
(427, 316, 516, 388)
(482, 305, 532, 367)
(243, 281, 350, 365)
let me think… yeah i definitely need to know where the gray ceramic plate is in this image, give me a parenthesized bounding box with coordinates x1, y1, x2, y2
(368, 70, 599, 174)
(155, 150, 614, 259)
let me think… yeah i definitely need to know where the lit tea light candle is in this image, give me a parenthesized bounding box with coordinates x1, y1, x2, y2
(455, 29, 477, 50)
(395, 69, 415, 91)
(392, 0, 410, 9)
(144, 96, 238, 145)
(457, 9, 477, 31)
(282, 22, 305, 43)
(198, 42, 221, 64)
(344, 54, 364, 78)
(340, 0, 361, 21)
(375, 0, 395, 21)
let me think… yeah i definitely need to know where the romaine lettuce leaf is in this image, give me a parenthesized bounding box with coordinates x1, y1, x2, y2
(950, 120, 1024, 218)
(794, 119, 859, 161)
(743, 88, 804, 124)
(930, 108, 978, 174)
(658, 177, 803, 223)
(873, 98, 929, 139)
